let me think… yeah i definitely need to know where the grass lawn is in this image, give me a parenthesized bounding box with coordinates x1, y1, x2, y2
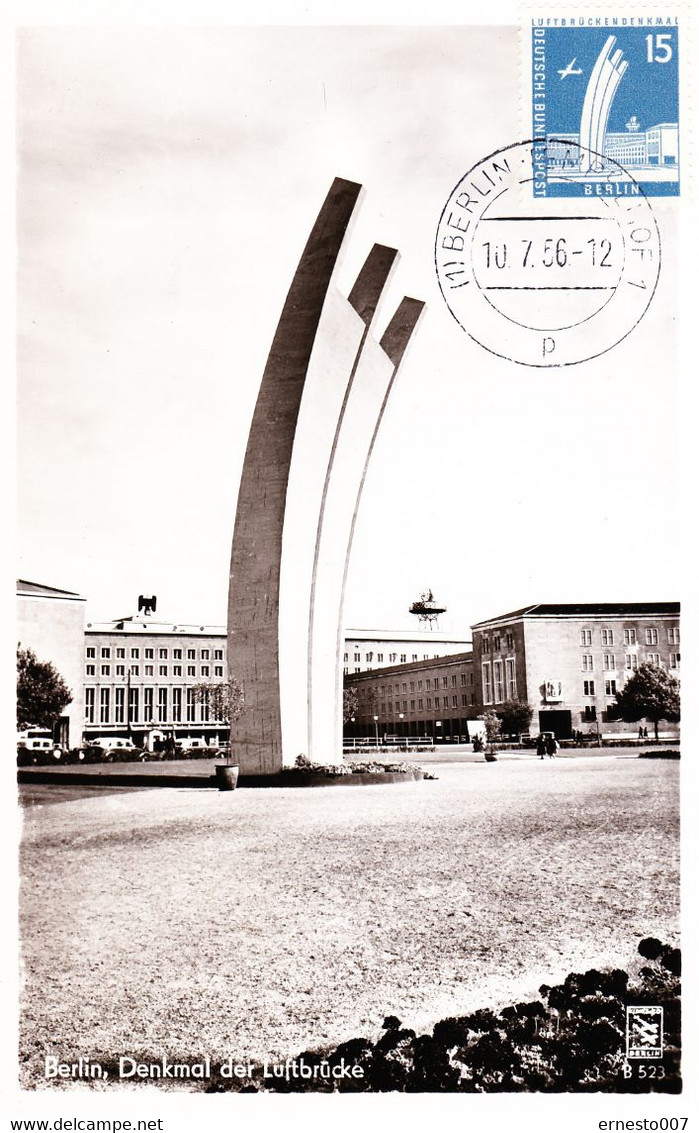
(19, 755, 679, 1088)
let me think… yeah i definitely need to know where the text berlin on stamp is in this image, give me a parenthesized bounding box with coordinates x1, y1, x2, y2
(530, 18, 680, 198)
(434, 139, 660, 367)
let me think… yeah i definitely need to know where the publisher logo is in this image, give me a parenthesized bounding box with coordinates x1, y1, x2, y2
(626, 1006, 664, 1059)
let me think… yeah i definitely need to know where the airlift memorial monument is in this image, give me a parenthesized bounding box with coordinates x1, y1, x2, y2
(227, 178, 424, 776)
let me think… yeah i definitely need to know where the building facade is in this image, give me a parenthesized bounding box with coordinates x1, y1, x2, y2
(343, 629, 471, 675)
(472, 602, 680, 740)
(83, 611, 229, 748)
(16, 580, 86, 749)
(344, 602, 680, 743)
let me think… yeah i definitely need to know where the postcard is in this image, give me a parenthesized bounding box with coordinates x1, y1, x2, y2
(5, 2, 695, 1132)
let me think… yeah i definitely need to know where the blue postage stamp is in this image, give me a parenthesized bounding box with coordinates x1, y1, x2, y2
(531, 19, 679, 197)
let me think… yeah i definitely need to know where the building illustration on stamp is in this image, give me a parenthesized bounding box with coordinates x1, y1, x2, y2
(227, 178, 424, 776)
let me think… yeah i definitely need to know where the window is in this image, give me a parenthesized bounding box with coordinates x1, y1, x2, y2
(605, 679, 617, 696)
(215, 666, 223, 678)
(129, 688, 139, 723)
(343, 653, 348, 663)
(506, 632, 514, 650)
(201, 666, 210, 677)
(624, 629, 636, 645)
(86, 664, 95, 676)
(215, 648, 223, 660)
(625, 654, 638, 671)
(583, 680, 595, 695)
(187, 666, 196, 677)
(366, 652, 374, 662)
(174, 665, 182, 677)
(377, 653, 384, 662)
(418, 698, 424, 710)
(506, 657, 516, 699)
(669, 652, 680, 669)
(159, 648, 168, 659)
(581, 654, 593, 671)
(460, 673, 467, 686)
(101, 664, 110, 676)
(144, 688, 154, 723)
(174, 649, 182, 660)
(603, 653, 615, 670)
(402, 683, 407, 693)
(158, 688, 167, 723)
(412, 654, 418, 662)
(582, 705, 597, 721)
(426, 698, 432, 710)
(426, 679, 432, 690)
(131, 664, 140, 677)
(410, 682, 415, 693)
(186, 689, 195, 722)
(601, 629, 614, 646)
(145, 665, 153, 676)
(159, 665, 167, 676)
(145, 648, 154, 660)
(200, 690, 210, 723)
(418, 680, 423, 691)
(452, 695, 458, 707)
(116, 664, 125, 676)
(451, 675, 457, 687)
(354, 653, 360, 662)
(172, 688, 182, 723)
(461, 694, 468, 707)
(493, 661, 504, 702)
(442, 676, 448, 689)
(647, 653, 660, 666)
(101, 647, 111, 659)
(645, 628, 659, 645)
(201, 649, 210, 660)
(116, 648, 125, 659)
(410, 700, 415, 711)
(389, 653, 397, 663)
(667, 627, 680, 644)
(482, 638, 490, 654)
(580, 629, 592, 645)
(86, 647, 96, 659)
(187, 649, 196, 660)
(131, 648, 140, 659)
(400, 654, 407, 663)
(435, 696, 440, 709)
(493, 635, 501, 651)
(482, 662, 493, 705)
(85, 688, 95, 723)
(115, 687, 125, 724)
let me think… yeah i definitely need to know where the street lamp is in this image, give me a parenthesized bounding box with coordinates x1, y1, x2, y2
(398, 712, 405, 743)
(373, 714, 379, 748)
(436, 719, 442, 743)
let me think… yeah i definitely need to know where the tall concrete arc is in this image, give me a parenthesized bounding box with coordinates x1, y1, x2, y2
(228, 178, 424, 775)
(579, 36, 628, 173)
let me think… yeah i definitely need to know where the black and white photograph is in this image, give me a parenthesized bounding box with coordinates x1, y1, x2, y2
(5, 2, 696, 1130)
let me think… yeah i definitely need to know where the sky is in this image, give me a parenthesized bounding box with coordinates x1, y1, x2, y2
(15, 23, 680, 636)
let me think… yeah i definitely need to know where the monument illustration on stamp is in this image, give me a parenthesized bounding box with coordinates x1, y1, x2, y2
(531, 22, 679, 198)
(228, 178, 424, 776)
(435, 140, 660, 367)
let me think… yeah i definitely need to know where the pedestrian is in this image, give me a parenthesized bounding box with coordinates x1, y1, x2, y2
(546, 735, 559, 759)
(537, 733, 547, 759)
(638, 725, 644, 741)
(643, 726, 648, 739)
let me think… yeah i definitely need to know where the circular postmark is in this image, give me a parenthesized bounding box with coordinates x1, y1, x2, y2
(434, 140, 661, 367)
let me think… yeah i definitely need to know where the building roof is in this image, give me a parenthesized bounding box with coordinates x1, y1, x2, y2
(472, 602, 680, 629)
(345, 628, 470, 643)
(349, 650, 474, 681)
(16, 579, 85, 600)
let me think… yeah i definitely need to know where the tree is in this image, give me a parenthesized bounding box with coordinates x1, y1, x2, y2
(343, 685, 359, 724)
(190, 675, 245, 726)
(17, 646, 72, 731)
(483, 711, 502, 744)
(613, 662, 680, 740)
(497, 699, 534, 737)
